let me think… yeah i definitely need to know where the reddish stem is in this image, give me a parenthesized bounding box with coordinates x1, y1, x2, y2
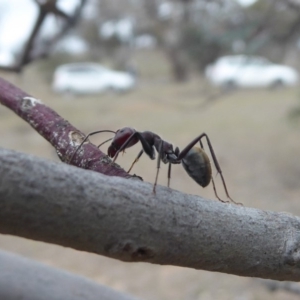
(0, 76, 131, 178)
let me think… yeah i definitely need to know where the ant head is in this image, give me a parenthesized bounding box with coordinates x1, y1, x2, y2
(107, 127, 138, 157)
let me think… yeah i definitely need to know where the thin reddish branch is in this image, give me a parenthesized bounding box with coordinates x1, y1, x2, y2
(0, 76, 131, 178)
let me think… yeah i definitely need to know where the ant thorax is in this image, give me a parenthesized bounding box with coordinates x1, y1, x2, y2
(160, 141, 180, 164)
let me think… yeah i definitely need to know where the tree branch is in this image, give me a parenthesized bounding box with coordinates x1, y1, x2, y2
(0, 249, 138, 300)
(260, 279, 300, 295)
(0, 76, 131, 178)
(1, 148, 300, 281)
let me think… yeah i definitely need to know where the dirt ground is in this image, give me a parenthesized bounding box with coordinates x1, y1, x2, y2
(1, 50, 300, 300)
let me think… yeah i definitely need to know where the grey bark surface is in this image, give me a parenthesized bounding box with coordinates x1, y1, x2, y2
(1, 148, 300, 281)
(0, 250, 139, 300)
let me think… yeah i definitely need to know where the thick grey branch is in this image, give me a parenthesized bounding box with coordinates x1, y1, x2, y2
(260, 279, 300, 295)
(0, 249, 138, 300)
(1, 148, 300, 281)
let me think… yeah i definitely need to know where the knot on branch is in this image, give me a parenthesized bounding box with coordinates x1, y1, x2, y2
(283, 222, 300, 268)
(105, 240, 156, 261)
(21, 96, 42, 110)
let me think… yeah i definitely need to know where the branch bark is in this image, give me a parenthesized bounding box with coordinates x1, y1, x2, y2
(1, 148, 300, 281)
(0, 249, 138, 300)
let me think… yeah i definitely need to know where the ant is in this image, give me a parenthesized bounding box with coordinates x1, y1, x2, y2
(69, 127, 238, 204)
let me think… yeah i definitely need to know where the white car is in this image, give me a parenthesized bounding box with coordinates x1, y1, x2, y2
(205, 55, 299, 88)
(52, 63, 135, 94)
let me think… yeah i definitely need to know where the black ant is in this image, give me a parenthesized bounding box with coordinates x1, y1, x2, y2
(69, 127, 238, 204)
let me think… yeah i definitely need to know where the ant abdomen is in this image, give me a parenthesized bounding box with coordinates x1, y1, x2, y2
(181, 147, 212, 187)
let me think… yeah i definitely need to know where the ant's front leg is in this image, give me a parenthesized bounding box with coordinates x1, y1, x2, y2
(97, 138, 113, 148)
(127, 149, 144, 173)
(111, 132, 137, 163)
(69, 130, 116, 164)
(167, 163, 172, 188)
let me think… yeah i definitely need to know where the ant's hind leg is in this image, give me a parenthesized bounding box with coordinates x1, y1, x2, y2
(178, 133, 240, 204)
(167, 163, 172, 188)
(211, 177, 229, 203)
(153, 140, 163, 194)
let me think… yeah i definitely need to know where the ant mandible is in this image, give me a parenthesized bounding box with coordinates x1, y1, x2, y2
(70, 127, 238, 204)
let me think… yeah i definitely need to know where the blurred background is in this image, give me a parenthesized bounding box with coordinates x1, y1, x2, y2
(1, 0, 300, 299)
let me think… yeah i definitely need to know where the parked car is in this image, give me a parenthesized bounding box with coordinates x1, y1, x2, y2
(205, 55, 299, 88)
(52, 63, 136, 94)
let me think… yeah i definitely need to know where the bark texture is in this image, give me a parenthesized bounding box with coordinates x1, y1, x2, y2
(1, 148, 300, 281)
(0, 250, 138, 300)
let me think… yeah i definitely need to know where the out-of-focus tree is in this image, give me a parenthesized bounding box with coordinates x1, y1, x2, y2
(0, 0, 87, 72)
(78, 0, 248, 81)
(232, 0, 300, 65)
(3, 0, 300, 80)
(79, 0, 136, 71)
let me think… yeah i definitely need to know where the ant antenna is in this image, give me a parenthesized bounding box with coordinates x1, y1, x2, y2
(97, 138, 113, 148)
(68, 130, 116, 164)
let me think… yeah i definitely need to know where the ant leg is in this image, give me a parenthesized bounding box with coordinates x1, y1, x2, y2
(127, 149, 144, 173)
(69, 130, 116, 164)
(199, 135, 234, 202)
(201, 135, 242, 205)
(178, 133, 237, 204)
(112, 132, 138, 163)
(199, 139, 204, 149)
(167, 163, 172, 188)
(199, 139, 220, 185)
(211, 176, 229, 203)
(177, 133, 207, 160)
(153, 140, 163, 194)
